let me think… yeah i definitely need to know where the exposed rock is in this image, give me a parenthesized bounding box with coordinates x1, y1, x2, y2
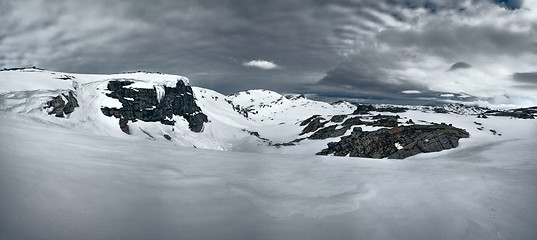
(341, 116, 364, 127)
(163, 134, 172, 141)
(375, 106, 407, 113)
(372, 115, 399, 127)
(300, 115, 321, 126)
(353, 104, 375, 115)
(308, 125, 350, 140)
(272, 137, 306, 147)
(485, 107, 536, 119)
(119, 118, 130, 134)
(317, 124, 469, 159)
(63, 91, 79, 114)
(101, 80, 208, 133)
(330, 115, 347, 123)
(300, 117, 326, 135)
(45, 91, 79, 117)
(434, 108, 449, 113)
(243, 129, 270, 141)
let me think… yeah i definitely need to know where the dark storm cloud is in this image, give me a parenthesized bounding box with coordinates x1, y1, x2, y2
(449, 62, 472, 71)
(377, 25, 535, 58)
(513, 72, 537, 83)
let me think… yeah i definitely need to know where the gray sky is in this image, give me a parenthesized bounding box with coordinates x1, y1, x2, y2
(1, 0, 536, 107)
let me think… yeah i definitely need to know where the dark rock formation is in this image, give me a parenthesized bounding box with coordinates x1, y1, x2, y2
(272, 137, 306, 147)
(308, 125, 350, 140)
(330, 115, 347, 123)
(375, 106, 408, 113)
(485, 107, 536, 119)
(101, 80, 208, 133)
(163, 134, 172, 141)
(342, 117, 364, 127)
(45, 91, 79, 117)
(372, 115, 399, 127)
(434, 108, 449, 113)
(317, 124, 469, 159)
(300, 115, 321, 126)
(300, 117, 326, 135)
(353, 104, 375, 115)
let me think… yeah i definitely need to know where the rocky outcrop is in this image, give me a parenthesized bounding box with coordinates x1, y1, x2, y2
(45, 91, 79, 117)
(101, 80, 208, 133)
(308, 125, 350, 140)
(353, 104, 375, 114)
(300, 115, 321, 126)
(317, 124, 469, 159)
(485, 107, 536, 119)
(300, 117, 326, 135)
(330, 115, 347, 123)
(352, 104, 407, 115)
(372, 115, 399, 127)
(375, 106, 407, 113)
(341, 116, 364, 127)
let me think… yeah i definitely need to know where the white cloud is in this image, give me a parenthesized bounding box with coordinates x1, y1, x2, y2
(401, 90, 422, 94)
(243, 60, 280, 70)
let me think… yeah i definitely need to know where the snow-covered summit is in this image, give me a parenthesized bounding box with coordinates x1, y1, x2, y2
(0, 68, 190, 93)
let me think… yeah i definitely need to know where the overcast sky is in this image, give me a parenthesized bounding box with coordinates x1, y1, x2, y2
(1, 0, 536, 107)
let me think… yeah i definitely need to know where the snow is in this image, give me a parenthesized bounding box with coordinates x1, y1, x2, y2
(154, 85, 165, 103)
(1, 69, 537, 239)
(1, 114, 537, 240)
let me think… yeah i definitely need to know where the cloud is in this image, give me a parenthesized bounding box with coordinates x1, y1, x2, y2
(448, 62, 472, 71)
(513, 72, 537, 83)
(402, 90, 422, 94)
(242, 60, 280, 70)
(1, 0, 536, 107)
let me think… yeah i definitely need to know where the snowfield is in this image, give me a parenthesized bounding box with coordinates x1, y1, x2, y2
(1, 69, 537, 239)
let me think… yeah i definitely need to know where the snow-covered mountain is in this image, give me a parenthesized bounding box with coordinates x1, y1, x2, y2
(0, 68, 357, 152)
(2, 68, 537, 240)
(1, 68, 535, 157)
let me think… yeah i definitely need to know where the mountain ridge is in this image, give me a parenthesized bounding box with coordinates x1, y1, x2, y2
(1, 68, 535, 158)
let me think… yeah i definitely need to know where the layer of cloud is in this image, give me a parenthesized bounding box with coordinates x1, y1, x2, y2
(243, 60, 279, 70)
(1, 0, 536, 108)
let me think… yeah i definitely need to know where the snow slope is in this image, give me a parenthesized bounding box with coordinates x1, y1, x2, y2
(1, 113, 537, 240)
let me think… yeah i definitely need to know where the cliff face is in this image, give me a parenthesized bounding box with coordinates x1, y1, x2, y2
(101, 80, 208, 133)
(317, 124, 470, 159)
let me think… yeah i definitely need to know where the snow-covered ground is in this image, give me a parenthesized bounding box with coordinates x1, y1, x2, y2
(1, 114, 537, 240)
(1, 69, 537, 239)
